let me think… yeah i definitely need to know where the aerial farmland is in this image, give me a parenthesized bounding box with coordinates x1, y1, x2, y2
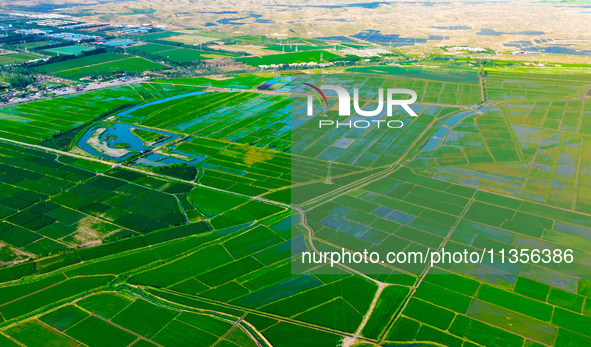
(0, 1, 589, 346)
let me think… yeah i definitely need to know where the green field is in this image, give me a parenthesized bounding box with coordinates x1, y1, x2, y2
(0, 52, 45, 65)
(149, 73, 274, 89)
(32, 53, 165, 79)
(130, 43, 177, 54)
(131, 31, 184, 41)
(238, 50, 341, 66)
(0, 62, 589, 347)
(152, 48, 209, 62)
(12, 41, 50, 49)
(130, 43, 231, 62)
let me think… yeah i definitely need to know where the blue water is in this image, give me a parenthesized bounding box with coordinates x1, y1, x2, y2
(435, 108, 490, 128)
(421, 105, 499, 151)
(260, 76, 291, 92)
(433, 127, 449, 138)
(135, 158, 168, 167)
(78, 123, 180, 162)
(421, 137, 443, 151)
(159, 150, 206, 165)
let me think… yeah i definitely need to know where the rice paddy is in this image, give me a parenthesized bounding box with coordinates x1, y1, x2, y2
(0, 62, 589, 347)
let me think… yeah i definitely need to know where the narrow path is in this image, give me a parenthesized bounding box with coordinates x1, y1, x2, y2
(346, 283, 387, 346)
(139, 286, 377, 344)
(211, 313, 251, 347)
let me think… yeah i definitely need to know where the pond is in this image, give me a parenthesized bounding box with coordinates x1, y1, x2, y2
(77, 123, 181, 162)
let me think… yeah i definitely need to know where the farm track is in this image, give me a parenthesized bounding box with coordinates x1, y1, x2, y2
(137, 285, 378, 345)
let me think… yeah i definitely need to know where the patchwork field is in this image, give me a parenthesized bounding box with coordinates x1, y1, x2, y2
(150, 73, 274, 89)
(300, 165, 591, 346)
(31, 53, 165, 80)
(0, 141, 206, 266)
(130, 43, 233, 62)
(413, 73, 591, 215)
(0, 83, 199, 144)
(120, 91, 293, 150)
(0, 66, 589, 347)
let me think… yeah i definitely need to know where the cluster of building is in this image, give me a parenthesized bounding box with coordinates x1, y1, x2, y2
(448, 46, 488, 52)
(9, 13, 69, 19)
(7, 12, 166, 41)
(59, 23, 110, 30)
(258, 61, 334, 69)
(95, 39, 136, 47)
(12, 28, 142, 48)
(46, 32, 98, 42)
(341, 47, 391, 57)
(15, 28, 51, 35)
(26, 19, 76, 27)
(118, 27, 150, 34)
(117, 24, 167, 34)
(14, 29, 98, 41)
